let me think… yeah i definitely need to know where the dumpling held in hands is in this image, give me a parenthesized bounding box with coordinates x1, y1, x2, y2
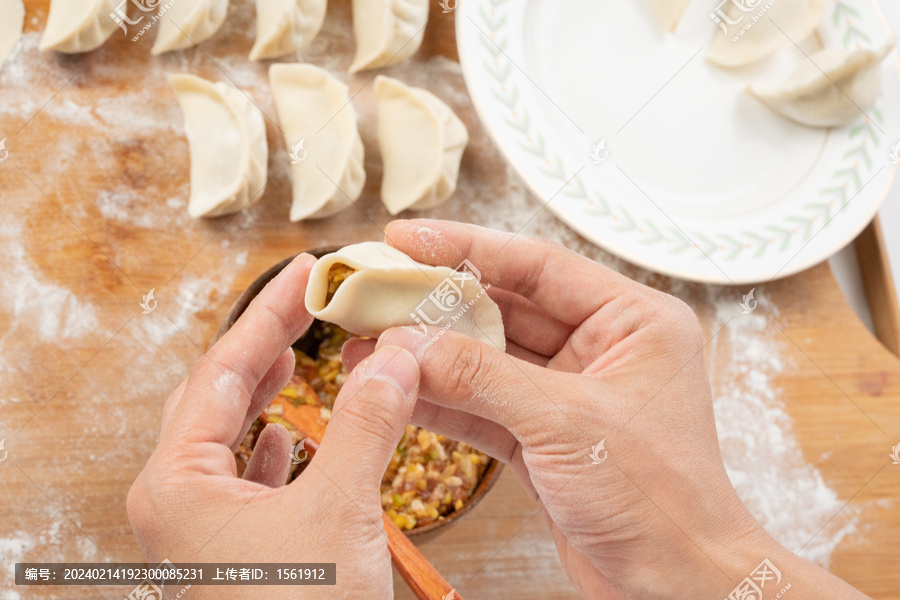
(305, 242, 506, 350)
(747, 40, 895, 128)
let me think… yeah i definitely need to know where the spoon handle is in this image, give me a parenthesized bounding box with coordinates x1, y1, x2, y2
(383, 513, 463, 600)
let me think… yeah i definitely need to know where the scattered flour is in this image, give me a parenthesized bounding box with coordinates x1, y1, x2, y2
(0, 218, 100, 342)
(710, 292, 859, 567)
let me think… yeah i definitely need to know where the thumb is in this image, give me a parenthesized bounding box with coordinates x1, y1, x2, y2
(311, 346, 419, 499)
(376, 326, 559, 437)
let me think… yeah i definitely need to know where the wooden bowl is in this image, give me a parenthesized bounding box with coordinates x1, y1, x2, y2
(212, 248, 504, 540)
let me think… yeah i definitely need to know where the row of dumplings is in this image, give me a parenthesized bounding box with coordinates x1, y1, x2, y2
(170, 65, 468, 220)
(650, 0, 894, 128)
(40, 0, 427, 70)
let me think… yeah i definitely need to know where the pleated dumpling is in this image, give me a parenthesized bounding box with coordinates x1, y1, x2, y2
(747, 41, 894, 127)
(707, 0, 825, 68)
(375, 76, 468, 215)
(169, 74, 268, 218)
(0, 0, 25, 64)
(305, 242, 506, 349)
(648, 0, 692, 33)
(40, 0, 119, 53)
(349, 0, 428, 72)
(152, 0, 229, 55)
(269, 64, 365, 221)
(250, 0, 327, 60)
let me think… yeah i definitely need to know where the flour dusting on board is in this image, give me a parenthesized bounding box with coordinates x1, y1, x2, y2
(0, 218, 100, 342)
(710, 296, 858, 566)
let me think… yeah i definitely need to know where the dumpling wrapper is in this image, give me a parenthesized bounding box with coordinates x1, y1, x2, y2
(375, 76, 468, 215)
(152, 0, 229, 55)
(748, 41, 894, 127)
(649, 0, 692, 33)
(169, 73, 268, 218)
(305, 242, 506, 350)
(707, 0, 825, 68)
(269, 63, 365, 221)
(40, 0, 119, 53)
(349, 0, 428, 72)
(250, 0, 326, 60)
(0, 0, 25, 64)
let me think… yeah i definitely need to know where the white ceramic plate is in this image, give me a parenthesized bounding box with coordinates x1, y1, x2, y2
(456, 0, 900, 284)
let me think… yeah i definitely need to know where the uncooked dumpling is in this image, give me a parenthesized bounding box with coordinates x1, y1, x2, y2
(375, 76, 468, 215)
(169, 74, 268, 218)
(269, 63, 365, 221)
(649, 0, 691, 33)
(748, 41, 894, 127)
(152, 0, 229, 55)
(40, 0, 119, 53)
(250, 0, 326, 60)
(349, 0, 428, 72)
(305, 242, 506, 349)
(707, 0, 825, 68)
(0, 0, 25, 64)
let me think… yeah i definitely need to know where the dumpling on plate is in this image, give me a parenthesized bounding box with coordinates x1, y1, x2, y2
(152, 0, 230, 55)
(305, 242, 506, 349)
(349, 0, 428, 72)
(169, 74, 268, 217)
(707, 0, 825, 68)
(747, 40, 895, 127)
(375, 76, 468, 215)
(648, 0, 692, 33)
(269, 63, 366, 221)
(40, 0, 119, 53)
(250, 0, 327, 60)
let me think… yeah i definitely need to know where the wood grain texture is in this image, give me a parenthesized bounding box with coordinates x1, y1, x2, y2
(856, 217, 900, 356)
(0, 2, 898, 599)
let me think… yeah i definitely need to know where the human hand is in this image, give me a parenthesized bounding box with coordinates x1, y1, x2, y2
(127, 254, 420, 599)
(343, 220, 868, 600)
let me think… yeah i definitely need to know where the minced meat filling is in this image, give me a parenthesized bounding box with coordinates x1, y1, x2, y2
(235, 324, 489, 531)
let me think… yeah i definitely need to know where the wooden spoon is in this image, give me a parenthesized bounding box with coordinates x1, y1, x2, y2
(260, 397, 463, 600)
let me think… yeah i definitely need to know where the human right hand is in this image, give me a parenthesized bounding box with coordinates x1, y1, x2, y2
(344, 219, 869, 600)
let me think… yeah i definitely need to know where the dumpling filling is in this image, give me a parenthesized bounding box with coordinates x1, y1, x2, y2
(326, 263, 356, 305)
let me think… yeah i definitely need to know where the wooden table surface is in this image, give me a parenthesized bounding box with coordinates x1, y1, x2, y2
(1, 1, 898, 598)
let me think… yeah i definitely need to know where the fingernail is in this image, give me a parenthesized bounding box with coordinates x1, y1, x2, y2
(376, 326, 433, 362)
(364, 346, 419, 395)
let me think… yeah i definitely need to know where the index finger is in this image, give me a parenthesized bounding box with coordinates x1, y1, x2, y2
(384, 219, 637, 326)
(164, 253, 317, 447)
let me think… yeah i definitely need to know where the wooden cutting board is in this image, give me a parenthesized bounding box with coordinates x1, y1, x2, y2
(0, 1, 898, 598)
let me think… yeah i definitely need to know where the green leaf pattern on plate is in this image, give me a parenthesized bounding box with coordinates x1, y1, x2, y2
(476, 0, 882, 260)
